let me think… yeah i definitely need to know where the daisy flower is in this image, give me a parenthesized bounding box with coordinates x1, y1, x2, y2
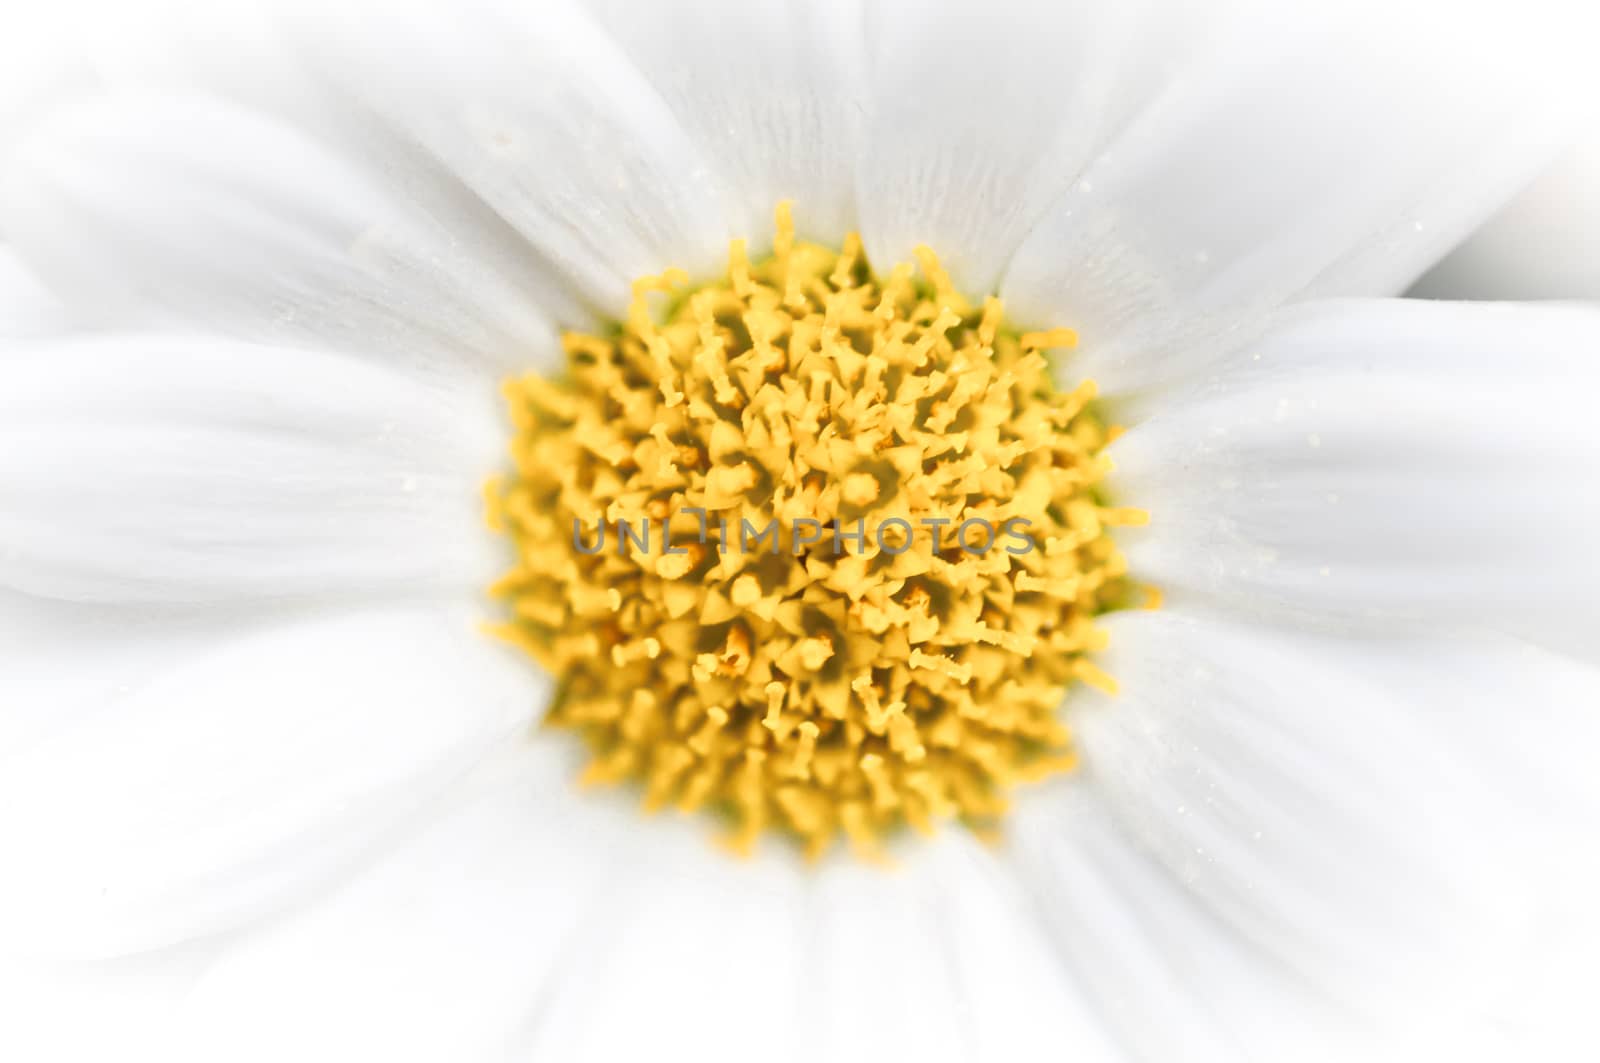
(2, 1, 1598, 1060)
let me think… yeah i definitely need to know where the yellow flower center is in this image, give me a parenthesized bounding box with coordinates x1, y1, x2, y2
(488, 204, 1151, 857)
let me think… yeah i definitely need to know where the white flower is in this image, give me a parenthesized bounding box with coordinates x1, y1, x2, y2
(2, 1, 1599, 1061)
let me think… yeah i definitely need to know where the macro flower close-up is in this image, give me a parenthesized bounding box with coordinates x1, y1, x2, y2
(2, 1, 1599, 1060)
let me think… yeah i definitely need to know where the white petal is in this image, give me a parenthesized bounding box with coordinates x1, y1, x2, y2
(176, 743, 1123, 1062)
(0, 593, 249, 760)
(801, 836, 1121, 1062)
(1010, 785, 1306, 1060)
(0, 247, 71, 338)
(41, 0, 309, 113)
(0, 3, 99, 172)
(549, 834, 1128, 1063)
(532, 834, 1119, 1061)
(1328, 633, 1600, 838)
(1001, 6, 1579, 396)
(854, 0, 1202, 293)
(0, 334, 503, 603)
(1112, 299, 1600, 656)
(582, 0, 868, 245)
(1, 91, 558, 372)
(20, 0, 601, 344)
(0, 601, 541, 958)
(292, 1, 733, 310)
(524, 828, 815, 1062)
(172, 740, 658, 1062)
(0, 942, 215, 1063)
(1010, 606, 1588, 1058)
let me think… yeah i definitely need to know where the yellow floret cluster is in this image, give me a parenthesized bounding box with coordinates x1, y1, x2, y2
(488, 205, 1149, 856)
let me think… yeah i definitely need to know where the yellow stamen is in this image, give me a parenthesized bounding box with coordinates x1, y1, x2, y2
(490, 206, 1149, 856)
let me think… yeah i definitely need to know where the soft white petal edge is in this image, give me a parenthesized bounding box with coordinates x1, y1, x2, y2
(0, 943, 217, 1063)
(0, 593, 266, 761)
(579, 0, 869, 248)
(1008, 606, 1600, 1061)
(998, 3, 1583, 398)
(0, 248, 72, 338)
(1113, 298, 1600, 659)
(0, 333, 504, 603)
(1, 90, 561, 373)
(285, 0, 736, 311)
(171, 738, 1124, 1063)
(0, 601, 543, 959)
(853, 0, 1209, 296)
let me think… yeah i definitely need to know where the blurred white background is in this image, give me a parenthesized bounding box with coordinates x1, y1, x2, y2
(1409, 134, 1600, 301)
